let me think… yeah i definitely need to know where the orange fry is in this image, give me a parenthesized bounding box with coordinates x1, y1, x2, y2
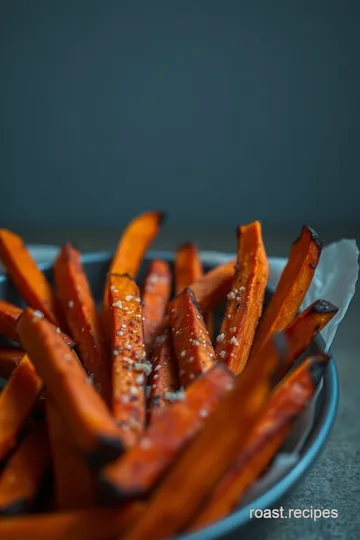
(250, 225, 322, 359)
(0, 421, 50, 514)
(0, 348, 24, 379)
(0, 355, 42, 462)
(272, 299, 338, 381)
(0, 300, 22, 343)
(108, 274, 147, 447)
(46, 397, 96, 510)
(102, 211, 165, 340)
(54, 243, 110, 399)
(215, 221, 268, 374)
(0, 504, 143, 540)
(191, 260, 235, 313)
(147, 329, 179, 423)
(169, 288, 216, 387)
(0, 300, 74, 349)
(156, 260, 236, 339)
(141, 260, 171, 356)
(0, 229, 64, 326)
(108, 211, 165, 279)
(17, 309, 124, 467)
(174, 242, 203, 295)
(175, 242, 213, 338)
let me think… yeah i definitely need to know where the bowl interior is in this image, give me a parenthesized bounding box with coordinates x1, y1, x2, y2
(0, 251, 339, 540)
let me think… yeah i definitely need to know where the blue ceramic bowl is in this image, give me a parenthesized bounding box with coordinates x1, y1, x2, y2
(0, 251, 339, 540)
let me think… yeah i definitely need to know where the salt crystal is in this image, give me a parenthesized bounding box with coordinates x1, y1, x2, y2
(165, 390, 186, 402)
(140, 438, 152, 449)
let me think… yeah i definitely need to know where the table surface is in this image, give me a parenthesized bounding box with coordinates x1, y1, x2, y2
(9, 227, 360, 539)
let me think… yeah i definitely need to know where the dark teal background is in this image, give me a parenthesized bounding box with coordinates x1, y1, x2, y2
(0, 1, 358, 230)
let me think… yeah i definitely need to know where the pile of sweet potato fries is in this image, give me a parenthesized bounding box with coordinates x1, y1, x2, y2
(0, 213, 338, 540)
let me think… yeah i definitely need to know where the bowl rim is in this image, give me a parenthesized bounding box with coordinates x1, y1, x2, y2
(0, 249, 339, 540)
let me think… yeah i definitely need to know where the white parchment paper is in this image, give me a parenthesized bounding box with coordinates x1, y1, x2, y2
(201, 239, 359, 501)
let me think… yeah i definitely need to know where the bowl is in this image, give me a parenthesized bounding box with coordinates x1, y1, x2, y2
(0, 251, 339, 540)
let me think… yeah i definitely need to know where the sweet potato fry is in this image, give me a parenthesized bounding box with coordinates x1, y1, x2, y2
(46, 397, 96, 510)
(250, 225, 322, 359)
(108, 211, 165, 279)
(169, 288, 216, 387)
(191, 354, 329, 529)
(271, 299, 338, 381)
(141, 260, 171, 356)
(0, 503, 143, 540)
(0, 348, 24, 379)
(17, 309, 124, 467)
(0, 349, 46, 415)
(0, 300, 75, 349)
(0, 229, 64, 326)
(0, 355, 42, 462)
(121, 336, 282, 540)
(54, 244, 110, 399)
(174, 242, 213, 338)
(191, 259, 235, 313)
(174, 242, 203, 295)
(156, 260, 236, 339)
(0, 421, 50, 514)
(147, 329, 179, 423)
(215, 221, 268, 374)
(100, 363, 234, 499)
(243, 299, 336, 393)
(0, 300, 22, 343)
(107, 274, 147, 447)
(102, 212, 165, 336)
